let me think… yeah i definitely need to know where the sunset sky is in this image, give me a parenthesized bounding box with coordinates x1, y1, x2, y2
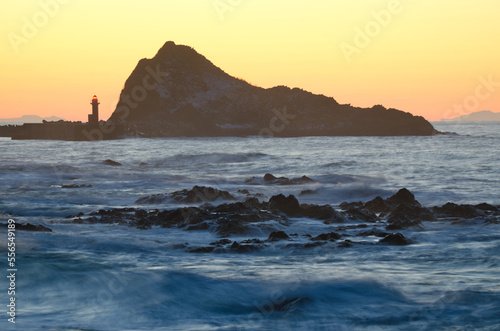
(1, 0, 499, 122)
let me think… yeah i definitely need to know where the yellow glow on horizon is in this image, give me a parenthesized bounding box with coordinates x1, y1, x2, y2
(1, 0, 499, 122)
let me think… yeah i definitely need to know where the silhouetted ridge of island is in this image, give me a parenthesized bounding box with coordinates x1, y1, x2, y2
(109, 41, 437, 137)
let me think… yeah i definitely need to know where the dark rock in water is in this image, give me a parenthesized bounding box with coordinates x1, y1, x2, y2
(185, 222, 210, 231)
(243, 197, 265, 209)
(290, 176, 315, 185)
(273, 297, 309, 312)
(61, 184, 92, 189)
(345, 207, 378, 223)
(212, 202, 251, 214)
(267, 231, 290, 241)
(302, 204, 344, 223)
(252, 174, 316, 185)
(85, 208, 137, 225)
(312, 232, 341, 241)
(356, 229, 389, 238)
(433, 203, 483, 219)
(230, 241, 261, 253)
(302, 242, 327, 249)
(268, 194, 302, 217)
(380, 233, 411, 245)
(17, 223, 52, 232)
(103, 159, 122, 166)
(162, 208, 208, 228)
(385, 204, 434, 230)
(80, 198, 285, 234)
(338, 240, 353, 248)
(299, 189, 316, 196)
(264, 173, 277, 182)
(241, 238, 264, 244)
(172, 186, 236, 203)
(364, 196, 389, 213)
(386, 220, 419, 231)
(188, 246, 214, 253)
(238, 189, 250, 195)
(474, 203, 498, 212)
(359, 188, 421, 215)
(386, 188, 421, 207)
(215, 218, 251, 237)
(136, 186, 236, 204)
(210, 239, 233, 246)
(339, 201, 363, 210)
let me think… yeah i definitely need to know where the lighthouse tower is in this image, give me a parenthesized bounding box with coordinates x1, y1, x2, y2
(88, 95, 100, 125)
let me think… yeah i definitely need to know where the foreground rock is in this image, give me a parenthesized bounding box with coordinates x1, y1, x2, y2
(69, 187, 500, 253)
(17, 223, 52, 232)
(342, 188, 434, 229)
(108, 41, 437, 137)
(136, 186, 236, 204)
(103, 159, 122, 166)
(245, 174, 316, 186)
(379, 233, 412, 246)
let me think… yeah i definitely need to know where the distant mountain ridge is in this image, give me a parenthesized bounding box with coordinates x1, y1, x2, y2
(0, 115, 64, 124)
(109, 41, 436, 137)
(443, 110, 500, 122)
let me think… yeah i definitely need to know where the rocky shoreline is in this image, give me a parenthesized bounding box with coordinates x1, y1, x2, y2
(52, 174, 500, 254)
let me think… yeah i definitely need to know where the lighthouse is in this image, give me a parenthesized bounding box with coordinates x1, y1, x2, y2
(88, 95, 100, 125)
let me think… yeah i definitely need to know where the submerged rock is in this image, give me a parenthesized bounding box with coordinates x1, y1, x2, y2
(268, 194, 302, 217)
(312, 232, 341, 241)
(172, 186, 236, 203)
(385, 204, 435, 230)
(136, 186, 236, 204)
(17, 223, 52, 232)
(61, 184, 92, 189)
(302, 204, 345, 223)
(103, 159, 122, 166)
(210, 239, 233, 246)
(345, 207, 378, 223)
(215, 217, 252, 237)
(248, 174, 316, 186)
(379, 233, 411, 246)
(363, 196, 389, 213)
(230, 241, 262, 253)
(433, 203, 484, 219)
(267, 231, 290, 241)
(386, 188, 421, 207)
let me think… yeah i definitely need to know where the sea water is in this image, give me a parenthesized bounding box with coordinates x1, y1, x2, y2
(0, 122, 499, 330)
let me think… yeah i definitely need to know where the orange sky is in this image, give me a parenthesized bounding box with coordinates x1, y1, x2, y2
(1, 0, 499, 122)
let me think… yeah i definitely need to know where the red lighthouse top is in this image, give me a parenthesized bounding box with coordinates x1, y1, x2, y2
(93, 95, 98, 100)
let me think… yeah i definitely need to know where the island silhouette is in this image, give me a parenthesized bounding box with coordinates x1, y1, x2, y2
(2, 41, 438, 140)
(108, 41, 436, 137)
